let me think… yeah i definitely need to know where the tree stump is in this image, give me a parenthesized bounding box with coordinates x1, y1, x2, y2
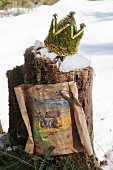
(24, 47, 93, 140)
(24, 47, 101, 169)
(7, 46, 101, 169)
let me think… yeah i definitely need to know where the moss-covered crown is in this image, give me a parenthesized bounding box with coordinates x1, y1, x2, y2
(44, 12, 86, 56)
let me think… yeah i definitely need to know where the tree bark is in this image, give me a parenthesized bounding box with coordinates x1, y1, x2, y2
(7, 66, 28, 146)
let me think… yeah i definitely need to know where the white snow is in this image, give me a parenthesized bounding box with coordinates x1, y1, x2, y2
(59, 54, 91, 72)
(34, 40, 44, 50)
(0, 0, 113, 169)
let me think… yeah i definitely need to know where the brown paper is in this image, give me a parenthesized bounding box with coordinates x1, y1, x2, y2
(61, 81, 93, 156)
(14, 82, 93, 156)
(14, 86, 34, 154)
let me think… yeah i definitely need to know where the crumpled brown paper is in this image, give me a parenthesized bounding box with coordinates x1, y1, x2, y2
(14, 81, 93, 156)
(61, 81, 93, 156)
(14, 85, 34, 154)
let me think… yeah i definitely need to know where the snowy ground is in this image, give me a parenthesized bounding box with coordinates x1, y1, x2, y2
(0, 0, 113, 169)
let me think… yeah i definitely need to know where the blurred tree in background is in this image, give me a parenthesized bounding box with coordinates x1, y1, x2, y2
(0, 0, 59, 10)
(0, 0, 11, 9)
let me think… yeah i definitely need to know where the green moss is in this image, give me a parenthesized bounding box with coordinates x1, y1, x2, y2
(44, 12, 84, 56)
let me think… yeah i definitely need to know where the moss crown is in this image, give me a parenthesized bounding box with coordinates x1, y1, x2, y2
(44, 12, 86, 56)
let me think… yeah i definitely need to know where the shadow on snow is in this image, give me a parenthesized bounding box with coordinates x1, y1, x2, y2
(79, 43, 113, 55)
(83, 11, 113, 22)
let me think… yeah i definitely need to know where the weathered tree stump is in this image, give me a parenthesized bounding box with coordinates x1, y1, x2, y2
(24, 47, 101, 169)
(24, 47, 93, 140)
(7, 46, 102, 169)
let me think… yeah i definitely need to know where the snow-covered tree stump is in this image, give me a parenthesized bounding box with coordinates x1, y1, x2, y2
(24, 46, 101, 169)
(7, 46, 101, 169)
(24, 46, 93, 139)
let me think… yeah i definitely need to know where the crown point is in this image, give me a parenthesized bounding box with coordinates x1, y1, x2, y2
(80, 23, 86, 28)
(69, 11, 76, 16)
(53, 13, 57, 17)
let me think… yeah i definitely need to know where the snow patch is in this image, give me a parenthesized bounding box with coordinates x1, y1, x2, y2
(59, 54, 91, 72)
